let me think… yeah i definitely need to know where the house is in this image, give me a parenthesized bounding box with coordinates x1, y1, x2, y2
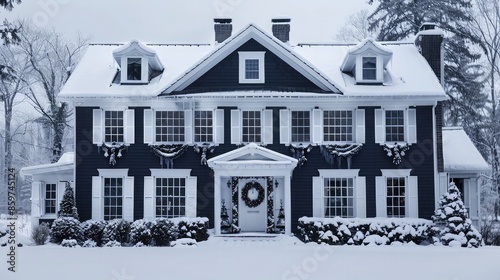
(22, 19, 489, 234)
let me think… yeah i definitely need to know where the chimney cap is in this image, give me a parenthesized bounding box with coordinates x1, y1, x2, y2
(214, 18, 232, 24)
(272, 18, 291, 24)
(420, 22, 437, 31)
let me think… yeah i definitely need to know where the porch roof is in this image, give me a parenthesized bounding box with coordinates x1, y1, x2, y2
(442, 128, 489, 173)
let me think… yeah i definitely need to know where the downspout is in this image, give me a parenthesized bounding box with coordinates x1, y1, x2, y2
(432, 101, 439, 209)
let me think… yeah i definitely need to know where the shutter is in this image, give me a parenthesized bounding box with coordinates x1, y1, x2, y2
(93, 109, 103, 144)
(438, 172, 448, 197)
(468, 179, 479, 218)
(214, 109, 225, 144)
(57, 181, 66, 214)
(92, 176, 102, 220)
(124, 109, 135, 144)
(280, 109, 290, 144)
(143, 109, 154, 144)
(312, 177, 323, 217)
(231, 109, 241, 144)
(356, 176, 366, 218)
(407, 176, 418, 218)
(184, 109, 193, 144)
(143, 176, 154, 219)
(312, 109, 323, 144)
(355, 109, 365, 143)
(31, 181, 43, 217)
(375, 176, 386, 217)
(186, 177, 197, 218)
(123, 177, 134, 222)
(407, 108, 417, 144)
(374, 109, 385, 144)
(263, 109, 273, 145)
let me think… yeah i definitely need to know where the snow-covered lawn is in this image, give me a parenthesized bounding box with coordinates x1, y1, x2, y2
(1, 235, 499, 280)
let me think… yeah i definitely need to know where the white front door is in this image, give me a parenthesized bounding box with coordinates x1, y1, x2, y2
(238, 178, 267, 232)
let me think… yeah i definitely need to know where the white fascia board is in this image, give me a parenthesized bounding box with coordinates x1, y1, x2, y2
(20, 163, 74, 177)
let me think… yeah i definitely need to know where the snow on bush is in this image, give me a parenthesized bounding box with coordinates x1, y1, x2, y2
(101, 219, 130, 245)
(0, 222, 7, 238)
(50, 217, 83, 244)
(61, 239, 79, 248)
(31, 223, 51, 245)
(104, 240, 121, 247)
(171, 238, 197, 247)
(82, 240, 97, 248)
(151, 218, 177, 247)
(432, 182, 482, 248)
(171, 217, 209, 242)
(130, 219, 154, 246)
(81, 220, 107, 246)
(298, 217, 433, 246)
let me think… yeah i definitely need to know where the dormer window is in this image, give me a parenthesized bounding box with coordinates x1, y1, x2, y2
(340, 38, 392, 85)
(112, 39, 164, 86)
(362, 57, 377, 80)
(239, 52, 265, 83)
(127, 58, 142, 81)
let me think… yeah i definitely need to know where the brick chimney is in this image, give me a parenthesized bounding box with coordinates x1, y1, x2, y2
(214, 18, 232, 44)
(415, 23, 444, 84)
(272, 18, 291, 43)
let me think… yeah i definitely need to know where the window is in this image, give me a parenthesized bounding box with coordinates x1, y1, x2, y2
(104, 111, 124, 143)
(242, 111, 261, 143)
(194, 111, 213, 143)
(323, 111, 353, 142)
(103, 178, 123, 221)
(385, 110, 405, 142)
(386, 177, 406, 218)
(155, 177, 186, 218)
(291, 111, 310, 143)
(156, 111, 185, 142)
(362, 57, 377, 80)
(44, 184, 57, 214)
(324, 178, 354, 218)
(239, 52, 265, 83)
(127, 58, 142, 81)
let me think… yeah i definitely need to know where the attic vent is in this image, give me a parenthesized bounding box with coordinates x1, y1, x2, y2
(272, 18, 291, 43)
(214, 18, 232, 44)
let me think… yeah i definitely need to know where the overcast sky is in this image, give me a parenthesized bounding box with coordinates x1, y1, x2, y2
(7, 0, 370, 43)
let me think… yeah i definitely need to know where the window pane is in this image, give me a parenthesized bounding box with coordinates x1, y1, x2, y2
(242, 111, 261, 143)
(103, 178, 123, 221)
(324, 177, 354, 218)
(155, 111, 185, 142)
(245, 59, 260, 79)
(155, 177, 187, 218)
(194, 111, 213, 143)
(127, 58, 142, 81)
(386, 177, 406, 218)
(385, 110, 405, 142)
(291, 111, 311, 142)
(362, 57, 376, 80)
(323, 111, 353, 142)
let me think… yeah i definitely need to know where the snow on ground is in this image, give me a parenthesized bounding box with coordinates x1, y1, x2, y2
(1, 234, 499, 280)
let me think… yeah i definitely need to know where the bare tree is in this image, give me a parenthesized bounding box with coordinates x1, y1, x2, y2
(17, 20, 90, 162)
(336, 9, 377, 42)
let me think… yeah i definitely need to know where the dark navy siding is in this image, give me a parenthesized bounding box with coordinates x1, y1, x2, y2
(179, 39, 329, 94)
(75, 105, 436, 231)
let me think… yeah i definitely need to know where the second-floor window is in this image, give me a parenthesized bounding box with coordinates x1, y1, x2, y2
(195, 111, 213, 143)
(291, 111, 310, 143)
(242, 111, 261, 143)
(156, 111, 185, 143)
(385, 110, 405, 142)
(324, 110, 353, 142)
(105, 111, 124, 143)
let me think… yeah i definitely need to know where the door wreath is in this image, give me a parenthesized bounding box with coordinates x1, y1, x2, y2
(241, 181, 265, 208)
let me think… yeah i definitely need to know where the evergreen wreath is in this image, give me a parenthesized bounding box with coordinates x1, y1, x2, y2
(241, 181, 265, 208)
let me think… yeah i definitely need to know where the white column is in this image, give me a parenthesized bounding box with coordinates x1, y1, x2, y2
(284, 175, 292, 235)
(214, 173, 221, 235)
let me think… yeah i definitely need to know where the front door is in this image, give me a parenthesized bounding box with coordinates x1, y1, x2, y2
(238, 178, 267, 232)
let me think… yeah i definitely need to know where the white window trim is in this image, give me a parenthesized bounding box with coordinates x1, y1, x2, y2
(120, 56, 149, 84)
(92, 169, 134, 221)
(313, 169, 366, 218)
(290, 109, 312, 144)
(238, 51, 266, 84)
(375, 107, 417, 145)
(93, 108, 135, 145)
(231, 109, 272, 145)
(144, 169, 197, 219)
(42, 183, 58, 217)
(355, 55, 383, 84)
(376, 169, 418, 218)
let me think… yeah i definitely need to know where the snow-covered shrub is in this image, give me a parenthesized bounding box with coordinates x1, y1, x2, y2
(171, 238, 197, 247)
(104, 240, 121, 247)
(432, 182, 482, 248)
(101, 219, 130, 245)
(31, 223, 51, 245)
(134, 242, 145, 247)
(61, 239, 79, 248)
(82, 240, 97, 248)
(297, 217, 433, 246)
(130, 219, 154, 246)
(0, 223, 7, 238)
(81, 220, 107, 246)
(151, 218, 177, 246)
(51, 217, 83, 244)
(174, 218, 209, 242)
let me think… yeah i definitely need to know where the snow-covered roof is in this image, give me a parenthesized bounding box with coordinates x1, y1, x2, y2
(59, 23, 446, 100)
(340, 38, 393, 72)
(20, 152, 74, 176)
(442, 128, 489, 173)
